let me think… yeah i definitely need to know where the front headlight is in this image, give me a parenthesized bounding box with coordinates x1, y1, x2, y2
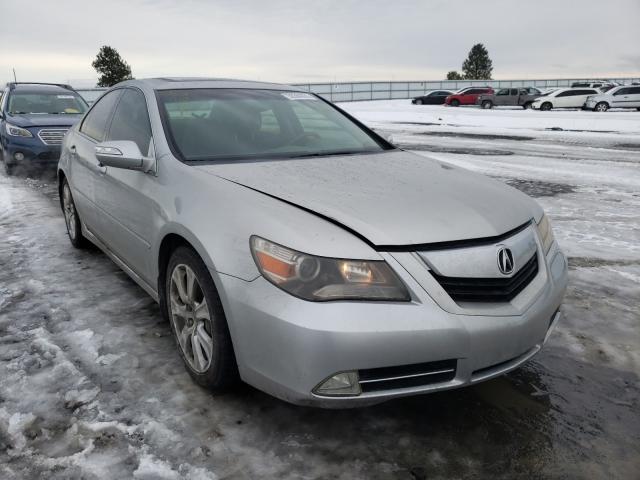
(250, 236, 411, 302)
(537, 214, 555, 254)
(5, 123, 33, 137)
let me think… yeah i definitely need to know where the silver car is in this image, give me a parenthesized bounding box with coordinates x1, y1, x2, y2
(58, 78, 568, 407)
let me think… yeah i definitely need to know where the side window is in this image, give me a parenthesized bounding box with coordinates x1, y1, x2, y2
(556, 91, 571, 97)
(80, 90, 122, 142)
(614, 88, 629, 96)
(497, 89, 509, 96)
(107, 89, 152, 155)
(510, 89, 519, 95)
(629, 87, 640, 95)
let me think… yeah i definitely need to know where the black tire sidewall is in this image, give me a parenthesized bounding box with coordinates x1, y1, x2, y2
(164, 246, 238, 390)
(542, 102, 552, 111)
(595, 102, 608, 112)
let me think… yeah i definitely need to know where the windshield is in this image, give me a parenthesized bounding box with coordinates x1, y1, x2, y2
(157, 89, 390, 162)
(8, 91, 88, 115)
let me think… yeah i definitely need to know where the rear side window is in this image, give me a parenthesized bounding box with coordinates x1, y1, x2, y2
(107, 89, 153, 155)
(80, 90, 122, 142)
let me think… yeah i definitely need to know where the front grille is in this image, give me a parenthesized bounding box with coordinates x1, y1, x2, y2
(359, 359, 456, 392)
(430, 253, 539, 303)
(38, 128, 68, 145)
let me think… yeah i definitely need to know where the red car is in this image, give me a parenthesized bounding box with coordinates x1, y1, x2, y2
(445, 87, 494, 107)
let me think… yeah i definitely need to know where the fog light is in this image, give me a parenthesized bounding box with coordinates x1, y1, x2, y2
(14, 152, 25, 161)
(313, 371, 361, 396)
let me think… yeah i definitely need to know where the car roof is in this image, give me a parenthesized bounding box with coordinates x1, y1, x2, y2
(6, 83, 75, 94)
(119, 77, 307, 92)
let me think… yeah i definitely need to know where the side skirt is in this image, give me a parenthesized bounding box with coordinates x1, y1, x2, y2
(82, 223, 160, 303)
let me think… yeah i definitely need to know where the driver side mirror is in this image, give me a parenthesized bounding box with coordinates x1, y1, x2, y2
(95, 141, 153, 172)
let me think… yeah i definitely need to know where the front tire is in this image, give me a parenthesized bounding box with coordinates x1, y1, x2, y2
(165, 246, 238, 391)
(481, 100, 493, 109)
(594, 102, 609, 112)
(61, 179, 88, 248)
(450, 99, 460, 107)
(416, 99, 423, 105)
(540, 102, 552, 111)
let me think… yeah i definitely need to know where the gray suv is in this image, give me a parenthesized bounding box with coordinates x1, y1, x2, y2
(57, 78, 568, 407)
(477, 87, 542, 109)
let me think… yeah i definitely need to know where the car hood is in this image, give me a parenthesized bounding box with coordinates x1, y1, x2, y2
(196, 150, 541, 247)
(6, 113, 83, 128)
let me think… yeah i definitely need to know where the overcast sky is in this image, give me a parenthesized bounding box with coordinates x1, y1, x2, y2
(1, 0, 639, 86)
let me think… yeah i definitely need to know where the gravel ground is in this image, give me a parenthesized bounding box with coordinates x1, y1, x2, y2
(1, 103, 639, 479)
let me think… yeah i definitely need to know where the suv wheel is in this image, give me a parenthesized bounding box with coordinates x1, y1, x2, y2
(481, 100, 493, 109)
(523, 102, 533, 109)
(165, 246, 238, 391)
(594, 102, 609, 112)
(415, 99, 423, 105)
(61, 179, 88, 248)
(450, 99, 460, 107)
(540, 102, 552, 111)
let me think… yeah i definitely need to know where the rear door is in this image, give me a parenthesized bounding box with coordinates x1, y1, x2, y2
(572, 89, 598, 107)
(93, 87, 157, 283)
(70, 89, 122, 233)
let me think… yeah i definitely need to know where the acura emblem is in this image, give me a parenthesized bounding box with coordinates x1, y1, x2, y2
(497, 247, 515, 275)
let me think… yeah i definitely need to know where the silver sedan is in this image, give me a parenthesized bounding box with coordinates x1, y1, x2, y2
(57, 78, 568, 407)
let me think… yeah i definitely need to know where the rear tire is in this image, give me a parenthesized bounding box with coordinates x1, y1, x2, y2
(164, 246, 238, 391)
(523, 102, 532, 109)
(61, 179, 89, 249)
(540, 102, 552, 111)
(4, 161, 14, 176)
(594, 102, 609, 112)
(637, 108, 640, 112)
(450, 99, 460, 107)
(481, 100, 493, 109)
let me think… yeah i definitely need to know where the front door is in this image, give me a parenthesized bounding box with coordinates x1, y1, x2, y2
(70, 90, 122, 234)
(92, 87, 157, 285)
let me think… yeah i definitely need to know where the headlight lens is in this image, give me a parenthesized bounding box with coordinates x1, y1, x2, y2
(250, 236, 411, 302)
(537, 214, 555, 254)
(5, 123, 33, 137)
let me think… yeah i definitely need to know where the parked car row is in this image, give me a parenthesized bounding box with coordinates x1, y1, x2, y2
(412, 83, 640, 112)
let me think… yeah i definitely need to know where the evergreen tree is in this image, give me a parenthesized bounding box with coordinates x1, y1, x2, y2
(92, 46, 133, 87)
(446, 71, 464, 80)
(461, 43, 493, 80)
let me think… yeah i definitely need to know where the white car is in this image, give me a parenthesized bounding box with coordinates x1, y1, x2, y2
(584, 85, 640, 112)
(530, 88, 600, 111)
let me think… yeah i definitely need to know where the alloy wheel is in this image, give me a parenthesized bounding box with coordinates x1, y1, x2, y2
(595, 102, 608, 112)
(62, 183, 77, 240)
(169, 264, 214, 373)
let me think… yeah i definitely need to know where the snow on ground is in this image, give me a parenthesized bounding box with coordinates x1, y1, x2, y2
(1, 101, 639, 479)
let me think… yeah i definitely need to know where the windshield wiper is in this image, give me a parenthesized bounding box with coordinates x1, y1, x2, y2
(289, 150, 367, 159)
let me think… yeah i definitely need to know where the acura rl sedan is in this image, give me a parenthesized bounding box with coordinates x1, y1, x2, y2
(58, 78, 568, 407)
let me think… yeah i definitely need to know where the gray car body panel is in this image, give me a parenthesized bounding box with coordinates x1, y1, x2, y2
(58, 78, 567, 407)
